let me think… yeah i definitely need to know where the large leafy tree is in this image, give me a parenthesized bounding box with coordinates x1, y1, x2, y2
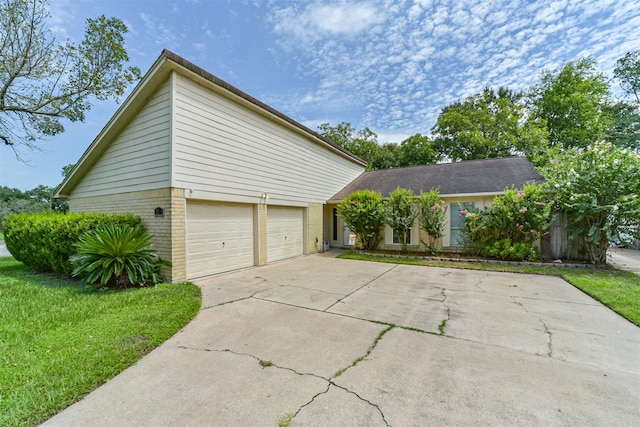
(431, 87, 547, 162)
(529, 57, 611, 150)
(543, 143, 640, 264)
(0, 0, 141, 154)
(614, 50, 640, 103)
(604, 101, 640, 149)
(319, 122, 381, 169)
(398, 133, 439, 166)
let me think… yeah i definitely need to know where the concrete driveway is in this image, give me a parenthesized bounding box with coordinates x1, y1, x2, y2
(44, 253, 640, 426)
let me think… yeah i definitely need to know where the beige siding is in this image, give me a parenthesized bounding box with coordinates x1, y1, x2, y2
(172, 73, 364, 206)
(71, 80, 172, 198)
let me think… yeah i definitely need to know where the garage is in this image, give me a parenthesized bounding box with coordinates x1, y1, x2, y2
(267, 206, 304, 263)
(186, 201, 255, 279)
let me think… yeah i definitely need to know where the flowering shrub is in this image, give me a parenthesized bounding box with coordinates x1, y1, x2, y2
(417, 189, 447, 254)
(385, 187, 418, 253)
(543, 142, 640, 264)
(462, 183, 551, 261)
(338, 190, 385, 250)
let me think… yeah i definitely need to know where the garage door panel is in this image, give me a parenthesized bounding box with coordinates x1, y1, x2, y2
(267, 207, 304, 263)
(186, 202, 254, 279)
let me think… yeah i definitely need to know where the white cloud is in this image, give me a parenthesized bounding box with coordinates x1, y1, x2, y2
(271, 1, 385, 47)
(266, 0, 640, 140)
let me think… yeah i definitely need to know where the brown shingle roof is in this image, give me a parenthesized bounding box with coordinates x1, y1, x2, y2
(329, 157, 545, 201)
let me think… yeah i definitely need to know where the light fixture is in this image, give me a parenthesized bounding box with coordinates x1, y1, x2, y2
(154, 207, 165, 217)
(261, 192, 269, 199)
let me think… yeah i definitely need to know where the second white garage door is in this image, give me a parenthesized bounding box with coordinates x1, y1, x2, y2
(186, 202, 254, 279)
(267, 206, 304, 263)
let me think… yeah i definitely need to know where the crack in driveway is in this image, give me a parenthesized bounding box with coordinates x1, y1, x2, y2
(175, 335, 392, 426)
(511, 298, 553, 357)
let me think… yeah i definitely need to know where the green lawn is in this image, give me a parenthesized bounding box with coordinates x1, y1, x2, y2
(0, 257, 201, 427)
(338, 252, 640, 326)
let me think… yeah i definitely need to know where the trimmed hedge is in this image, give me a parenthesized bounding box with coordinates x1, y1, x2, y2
(3, 212, 141, 276)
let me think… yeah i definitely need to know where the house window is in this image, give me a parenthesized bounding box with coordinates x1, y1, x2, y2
(332, 208, 338, 241)
(392, 228, 411, 245)
(450, 203, 474, 246)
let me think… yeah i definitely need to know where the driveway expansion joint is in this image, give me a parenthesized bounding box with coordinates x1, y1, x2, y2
(323, 264, 399, 312)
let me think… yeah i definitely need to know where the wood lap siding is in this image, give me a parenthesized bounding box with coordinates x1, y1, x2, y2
(71, 81, 172, 198)
(172, 74, 363, 205)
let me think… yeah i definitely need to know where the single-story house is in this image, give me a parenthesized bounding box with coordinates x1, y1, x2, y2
(326, 157, 546, 251)
(57, 50, 546, 281)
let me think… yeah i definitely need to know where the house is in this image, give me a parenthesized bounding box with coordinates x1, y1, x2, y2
(326, 157, 546, 251)
(56, 50, 366, 282)
(57, 50, 546, 282)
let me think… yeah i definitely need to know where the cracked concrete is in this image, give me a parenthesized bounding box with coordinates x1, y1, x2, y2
(44, 254, 640, 426)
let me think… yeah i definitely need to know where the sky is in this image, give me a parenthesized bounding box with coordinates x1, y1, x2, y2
(1, 0, 639, 190)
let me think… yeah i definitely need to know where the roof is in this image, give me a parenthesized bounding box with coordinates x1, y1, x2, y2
(329, 157, 546, 202)
(57, 49, 365, 197)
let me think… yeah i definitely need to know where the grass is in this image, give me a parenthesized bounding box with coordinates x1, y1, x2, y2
(0, 257, 201, 427)
(0, 232, 4, 240)
(338, 252, 640, 326)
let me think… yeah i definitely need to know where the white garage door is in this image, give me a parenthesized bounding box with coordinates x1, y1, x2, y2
(186, 202, 254, 279)
(267, 206, 304, 263)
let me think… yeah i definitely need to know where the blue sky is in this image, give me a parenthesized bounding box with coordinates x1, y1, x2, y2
(1, 0, 639, 190)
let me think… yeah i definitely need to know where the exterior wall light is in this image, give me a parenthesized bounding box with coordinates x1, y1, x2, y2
(154, 207, 165, 217)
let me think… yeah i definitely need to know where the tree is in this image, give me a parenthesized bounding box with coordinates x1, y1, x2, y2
(431, 87, 547, 162)
(337, 190, 385, 250)
(417, 189, 447, 255)
(614, 50, 640, 103)
(529, 57, 611, 150)
(542, 143, 640, 264)
(384, 187, 418, 253)
(604, 101, 640, 149)
(398, 134, 439, 166)
(0, 0, 141, 154)
(319, 122, 381, 169)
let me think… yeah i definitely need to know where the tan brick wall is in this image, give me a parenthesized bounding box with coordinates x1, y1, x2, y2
(306, 202, 323, 254)
(69, 188, 184, 282)
(255, 203, 268, 266)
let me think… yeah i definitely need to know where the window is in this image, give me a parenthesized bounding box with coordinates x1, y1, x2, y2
(392, 228, 411, 245)
(450, 203, 474, 246)
(332, 208, 338, 241)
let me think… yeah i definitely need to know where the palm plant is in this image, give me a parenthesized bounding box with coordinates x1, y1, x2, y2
(71, 224, 170, 288)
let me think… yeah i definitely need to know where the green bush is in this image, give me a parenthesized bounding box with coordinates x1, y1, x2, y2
(71, 224, 170, 288)
(462, 183, 551, 261)
(3, 212, 141, 276)
(338, 190, 386, 250)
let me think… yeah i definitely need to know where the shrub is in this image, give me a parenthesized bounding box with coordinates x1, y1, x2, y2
(385, 187, 418, 253)
(71, 224, 169, 288)
(3, 212, 141, 276)
(417, 189, 447, 255)
(338, 190, 386, 250)
(462, 183, 552, 261)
